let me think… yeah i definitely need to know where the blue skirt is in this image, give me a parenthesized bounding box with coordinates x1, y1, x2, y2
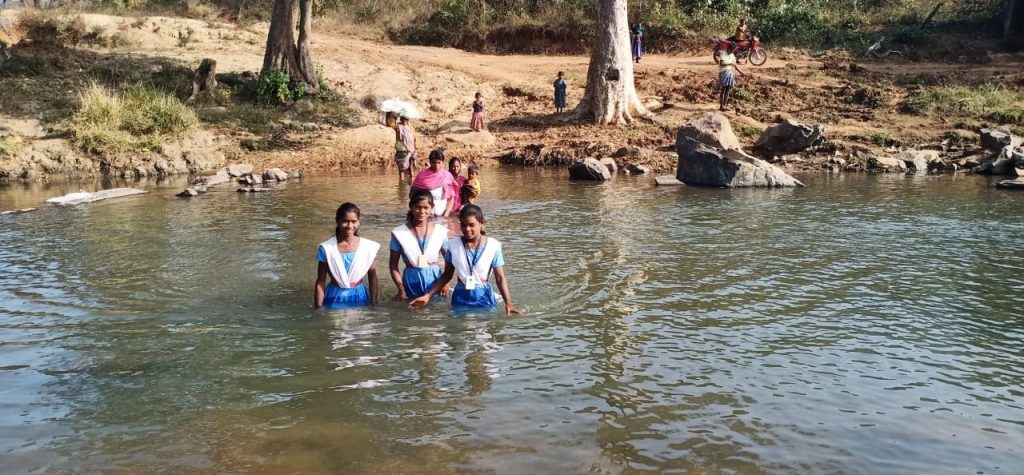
(323, 282, 370, 307)
(403, 265, 442, 300)
(451, 283, 497, 309)
(719, 69, 736, 88)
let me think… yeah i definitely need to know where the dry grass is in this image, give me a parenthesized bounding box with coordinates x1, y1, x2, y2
(72, 82, 197, 155)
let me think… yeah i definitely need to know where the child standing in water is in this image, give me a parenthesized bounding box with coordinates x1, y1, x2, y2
(314, 203, 380, 307)
(470, 92, 485, 132)
(461, 165, 481, 206)
(553, 71, 568, 113)
(389, 192, 449, 301)
(448, 157, 466, 213)
(411, 205, 519, 314)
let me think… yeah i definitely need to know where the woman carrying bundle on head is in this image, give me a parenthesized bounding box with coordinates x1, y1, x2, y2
(389, 191, 449, 302)
(314, 203, 380, 308)
(410, 205, 519, 314)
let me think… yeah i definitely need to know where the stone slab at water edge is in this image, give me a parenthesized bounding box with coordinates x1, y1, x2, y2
(45, 188, 148, 206)
(675, 113, 803, 188)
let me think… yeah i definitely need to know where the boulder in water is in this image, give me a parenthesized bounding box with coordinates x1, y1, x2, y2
(753, 119, 825, 155)
(975, 146, 1024, 176)
(263, 168, 289, 182)
(900, 150, 938, 172)
(177, 188, 200, 197)
(677, 112, 742, 151)
(625, 164, 650, 174)
(226, 163, 254, 177)
(676, 137, 804, 187)
(599, 157, 618, 175)
(568, 158, 611, 181)
(868, 155, 907, 172)
(980, 126, 1022, 152)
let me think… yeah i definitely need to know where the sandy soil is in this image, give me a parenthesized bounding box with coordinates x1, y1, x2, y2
(3, 10, 1024, 176)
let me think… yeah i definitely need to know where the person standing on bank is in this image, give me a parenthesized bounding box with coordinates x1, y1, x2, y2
(410, 205, 519, 314)
(394, 116, 416, 183)
(718, 43, 746, 112)
(389, 191, 449, 301)
(553, 71, 568, 113)
(314, 203, 380, 308)
(470, 92, 485, 132)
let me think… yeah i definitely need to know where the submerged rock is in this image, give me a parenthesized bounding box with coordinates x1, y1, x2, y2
(237, 187, 275, 193)
(599, 157, 618, 175)
(655, 175, 684, 186)
(753, 119, 825, 155)
(996, 178, 1024, 189)
(177, 188, 200, 197)
(676, 137, 804, 187)
(46, 188, 147, 206)
(625, 164, 650, 174)
(568, 158, 611, 181)
(677, 112, 742, 151)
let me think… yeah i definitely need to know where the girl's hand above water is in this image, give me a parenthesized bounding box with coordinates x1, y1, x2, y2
(505, 303, 520, 315)
(409, 295, 431, 308)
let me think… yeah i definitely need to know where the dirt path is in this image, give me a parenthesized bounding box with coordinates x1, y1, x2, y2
(4, 11, 1024, 175)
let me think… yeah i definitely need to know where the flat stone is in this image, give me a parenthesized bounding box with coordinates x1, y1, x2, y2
(996, 178, 1024, 189)
(263, 168, 289, 181)
(195, 170, 230, 187)
(625, 164, 650, 174)
(237, 187, 275, 193)
(868, 155, 907, 172)
(900, 150, 938, 171)
(226, 164, 254, 177)
(655, 175, 685, 186)
(676, 137, 803, 187)
(46, 188, 147, 206)
(177, 188, 200, 197)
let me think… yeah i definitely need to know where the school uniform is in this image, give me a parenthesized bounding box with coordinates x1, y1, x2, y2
(390, 223, 448, 299)
(317, 236, 380, 306)
(446, 236, 505, 309)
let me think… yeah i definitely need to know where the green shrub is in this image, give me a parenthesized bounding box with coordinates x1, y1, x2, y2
(255, 68, 310, 103)
(72, 83, 197, 155)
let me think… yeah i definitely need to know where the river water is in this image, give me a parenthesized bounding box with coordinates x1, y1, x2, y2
(1, 169, 1022, 474)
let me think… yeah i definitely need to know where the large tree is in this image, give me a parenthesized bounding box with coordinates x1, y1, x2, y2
(575, 0, 650, 124)
(262, 0, 319, 92)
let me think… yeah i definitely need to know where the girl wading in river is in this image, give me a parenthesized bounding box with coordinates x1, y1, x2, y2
(410, 205, 519, 314)
(314, 203, 380, 308)
(389, 191, 450, 301)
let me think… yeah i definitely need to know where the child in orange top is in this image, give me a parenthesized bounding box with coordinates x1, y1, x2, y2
(461, 165, 482, 206)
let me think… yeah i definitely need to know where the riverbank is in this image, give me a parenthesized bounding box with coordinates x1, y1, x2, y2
(1, 10, 1023, 183)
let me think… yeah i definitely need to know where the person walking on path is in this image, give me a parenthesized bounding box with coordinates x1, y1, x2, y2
(718, 44, 746, 112)
(631, 23, 645, 63)
(394, 116, 416, 183)
(470, 92, 485, 132)
(553, 71, 568, 113)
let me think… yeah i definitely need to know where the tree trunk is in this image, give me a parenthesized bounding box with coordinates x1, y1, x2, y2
(188, 58, 218, 102)
(262, 0, 318, 92)
(574, 0, 650, 124)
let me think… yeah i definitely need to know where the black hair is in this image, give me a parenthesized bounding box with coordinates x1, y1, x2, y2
(428, 149, 445, 162)
(406, 189, 435, 224)
(459, 204, 487, 235)
(448, 156, 462, 169)
(335, 202, 361, 236)
(557, 71, 564, 76)
(467, 164, 480, 175)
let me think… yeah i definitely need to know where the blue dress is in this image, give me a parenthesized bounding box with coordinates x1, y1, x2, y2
(554, 79, 567, 108)
(317, 247, 371, 306)
(446, 245, 505, 309)
(390, 235, 446, 299)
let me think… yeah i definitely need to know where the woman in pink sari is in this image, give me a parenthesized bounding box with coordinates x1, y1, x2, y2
(411, 149, 459, 217)
(447, 157, 466, 213)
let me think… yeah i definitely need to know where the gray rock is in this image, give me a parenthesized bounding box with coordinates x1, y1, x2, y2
(237, 187, 275, 193)
(625, 164, 650, 174)
(46, 188, 147, 206)
(289, 169, 303, 179)
(612, 147, 642, 158)
(980, 126, 1022, 152)
(599, 157, 618, 174)
(134, 166, 149, 178)
(177, 188, 200, 197)
(677, 112, 742, 151)
(185, 150, 227, 173)
(568, 158, 611, 181)
(655, 175, 684, 186)
(196, 170, 231, 186)
(868, 155, 907, 172)
(754, 119, 825, 155)
(676, 137, 804, 187)
(975, 146, 1023, 176)
(900, 150, 938, 171)
(154, 158, 188, 176)
(826, 156, 847, 167)
(996, 178, 1024, 189)
(227, 163, 254, 177)
(263, 168, 289, 181)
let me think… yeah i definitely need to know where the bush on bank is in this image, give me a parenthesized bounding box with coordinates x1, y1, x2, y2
(72, 83, 198, 155)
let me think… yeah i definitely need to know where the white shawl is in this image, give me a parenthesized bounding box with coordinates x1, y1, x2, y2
(319, 236, 380, 288)
(448, 236, 500, 285)
(392, 223, 447, 267)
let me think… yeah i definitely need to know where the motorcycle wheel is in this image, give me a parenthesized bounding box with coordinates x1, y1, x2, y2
(750, 47, 768, 66)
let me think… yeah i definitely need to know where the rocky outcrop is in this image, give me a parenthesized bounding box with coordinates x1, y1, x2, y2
(655, 175, 684, 186)
(676, 137, 804, 187)
(900, 150, 939, 172)
(227, 163, 255, 177)
(263, 168, 289, 182)
(676, 112, 742, 151)
(975, 146, 1024, 176)
(753, 119, 825, 155)
(980, 126, 1022, 152)
(568, 158, 611, 181)
(868, 155, 908, 172)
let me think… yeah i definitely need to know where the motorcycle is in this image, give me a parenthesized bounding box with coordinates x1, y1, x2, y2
(711, 35, 767, 66)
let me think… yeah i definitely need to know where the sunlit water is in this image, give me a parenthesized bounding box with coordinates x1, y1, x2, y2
(1, 169, 1023, 474)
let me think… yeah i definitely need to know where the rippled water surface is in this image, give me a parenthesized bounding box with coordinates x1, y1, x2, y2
(2, 170, 1023, 474)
